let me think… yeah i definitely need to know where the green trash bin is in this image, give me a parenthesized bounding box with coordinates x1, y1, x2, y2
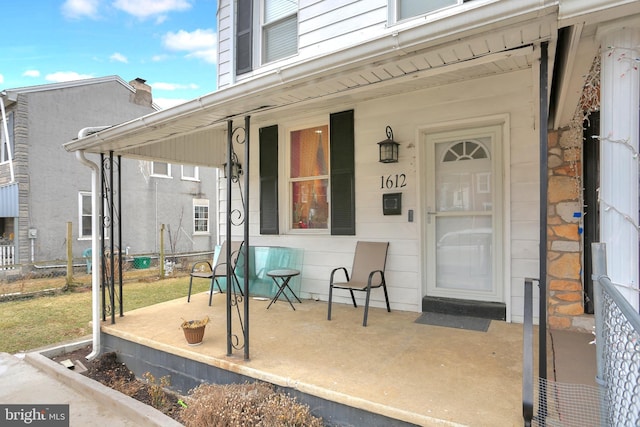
(133, 257, 151, 269)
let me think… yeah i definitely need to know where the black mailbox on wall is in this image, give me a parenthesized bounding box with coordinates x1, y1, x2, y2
(382, 193, 402, 215)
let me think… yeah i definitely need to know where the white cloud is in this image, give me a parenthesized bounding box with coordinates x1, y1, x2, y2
(185, 49, 217, 64)
(61, 0, 99, 19)
(112, 0, 191, 19)
(163, 29, 215, 51)
(151, 82, 199, 91)
(45, 71, 94, 83)
(0, 74, 4, 84)
(153, 97, 189, 109)
(163, 29, 217, 64)
(110, 52, 128, 63)
(151, 54, 169, 62)
(23, 70, 41, 78)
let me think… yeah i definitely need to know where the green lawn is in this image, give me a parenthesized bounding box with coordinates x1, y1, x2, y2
(0, 277, 210, 354)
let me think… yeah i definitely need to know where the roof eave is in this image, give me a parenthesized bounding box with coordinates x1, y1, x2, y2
(63, 0, 558, 154)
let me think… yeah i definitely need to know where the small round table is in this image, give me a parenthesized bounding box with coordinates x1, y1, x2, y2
(266, 269, 301, 310)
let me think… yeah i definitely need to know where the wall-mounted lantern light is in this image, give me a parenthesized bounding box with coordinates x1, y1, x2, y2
(378, 126, 399, 163)
(223, 152, 243, 180)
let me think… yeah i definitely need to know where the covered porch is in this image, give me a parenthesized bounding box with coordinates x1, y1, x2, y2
(97, 290, 596, 426)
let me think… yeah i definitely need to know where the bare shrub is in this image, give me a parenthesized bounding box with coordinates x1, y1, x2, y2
(180, 382, 324, 427)
(143, 372, 171, 409)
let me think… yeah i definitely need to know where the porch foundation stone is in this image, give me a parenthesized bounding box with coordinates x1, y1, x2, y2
(548, 176, 579, 203)
(556, 202, 582, 223)
(549, 279, 582, 292)
(551, 241, 580, 252)
(555, 302, 584, 316)
(548, 316, 572, 329)
(554, 292, 583, 302)
(550, 224, 579, 240)
(548, 252, 580, 279)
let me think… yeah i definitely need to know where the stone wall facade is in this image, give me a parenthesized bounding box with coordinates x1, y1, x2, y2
(547, 128, 593, 332)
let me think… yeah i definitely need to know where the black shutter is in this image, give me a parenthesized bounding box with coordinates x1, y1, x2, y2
(236, 0, 253, 75)
(330, 110, 355, 235)
(260, 125, 279, 234)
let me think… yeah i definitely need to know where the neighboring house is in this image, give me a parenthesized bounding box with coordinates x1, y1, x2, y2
(0, 76, 218, 267)
(63, 0, 640, 331)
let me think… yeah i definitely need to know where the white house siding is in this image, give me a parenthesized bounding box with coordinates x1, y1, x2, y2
(298, 1, 387, 58)
(216, 0, 232, 88)
(217, 0, 389, 89)
(218, 65, 540, 322)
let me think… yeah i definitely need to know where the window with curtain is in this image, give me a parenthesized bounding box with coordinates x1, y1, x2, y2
(290, 125, 329, 230)
(259, 110, 355, 236)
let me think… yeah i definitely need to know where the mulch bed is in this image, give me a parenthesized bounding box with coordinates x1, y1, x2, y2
(50, 345, 183, 421)
(49, 346, 325, 426)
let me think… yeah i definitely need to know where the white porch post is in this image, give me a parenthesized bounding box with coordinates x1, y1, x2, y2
(597, 18, 640, 310)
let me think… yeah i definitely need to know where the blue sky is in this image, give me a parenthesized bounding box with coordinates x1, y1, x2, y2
(0, 0, 218, 109)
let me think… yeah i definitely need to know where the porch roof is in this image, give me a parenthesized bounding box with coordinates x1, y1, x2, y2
(63, 1, 557, 167)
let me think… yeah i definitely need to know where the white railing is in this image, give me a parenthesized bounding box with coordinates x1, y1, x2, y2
(0, 244, 15, 269)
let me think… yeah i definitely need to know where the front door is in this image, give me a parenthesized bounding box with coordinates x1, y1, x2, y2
(425, 125, 503, 302)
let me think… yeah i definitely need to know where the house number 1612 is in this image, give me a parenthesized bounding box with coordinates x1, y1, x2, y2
(380, 174, 407, 189)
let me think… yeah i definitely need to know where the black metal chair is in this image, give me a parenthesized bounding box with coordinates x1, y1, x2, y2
(188, 240, 243, 306)
(327, 241, 391, 326)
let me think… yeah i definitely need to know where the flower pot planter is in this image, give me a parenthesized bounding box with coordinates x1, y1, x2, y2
(181, 317, 209, 346)
(182, 324, 206, 345)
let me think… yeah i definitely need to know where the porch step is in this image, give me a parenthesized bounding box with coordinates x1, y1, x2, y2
(422, 296, 506, 321)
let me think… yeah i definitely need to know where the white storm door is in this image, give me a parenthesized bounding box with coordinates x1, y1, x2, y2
(425, 126, 502, 301)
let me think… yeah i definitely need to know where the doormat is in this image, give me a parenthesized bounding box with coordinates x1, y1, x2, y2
(414, 312, 491, 332)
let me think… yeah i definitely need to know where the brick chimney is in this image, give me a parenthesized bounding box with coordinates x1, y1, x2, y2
(129, 77, 153, 107)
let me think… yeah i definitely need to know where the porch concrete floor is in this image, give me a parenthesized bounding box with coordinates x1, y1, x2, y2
(100, 291, 594, 427)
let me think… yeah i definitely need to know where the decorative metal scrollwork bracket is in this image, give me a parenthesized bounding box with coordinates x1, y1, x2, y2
(226, 120, 249, 358)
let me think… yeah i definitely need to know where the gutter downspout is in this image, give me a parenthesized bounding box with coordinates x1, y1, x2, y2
(75, 126, 109, 361)
(537, 41, 549, 422)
